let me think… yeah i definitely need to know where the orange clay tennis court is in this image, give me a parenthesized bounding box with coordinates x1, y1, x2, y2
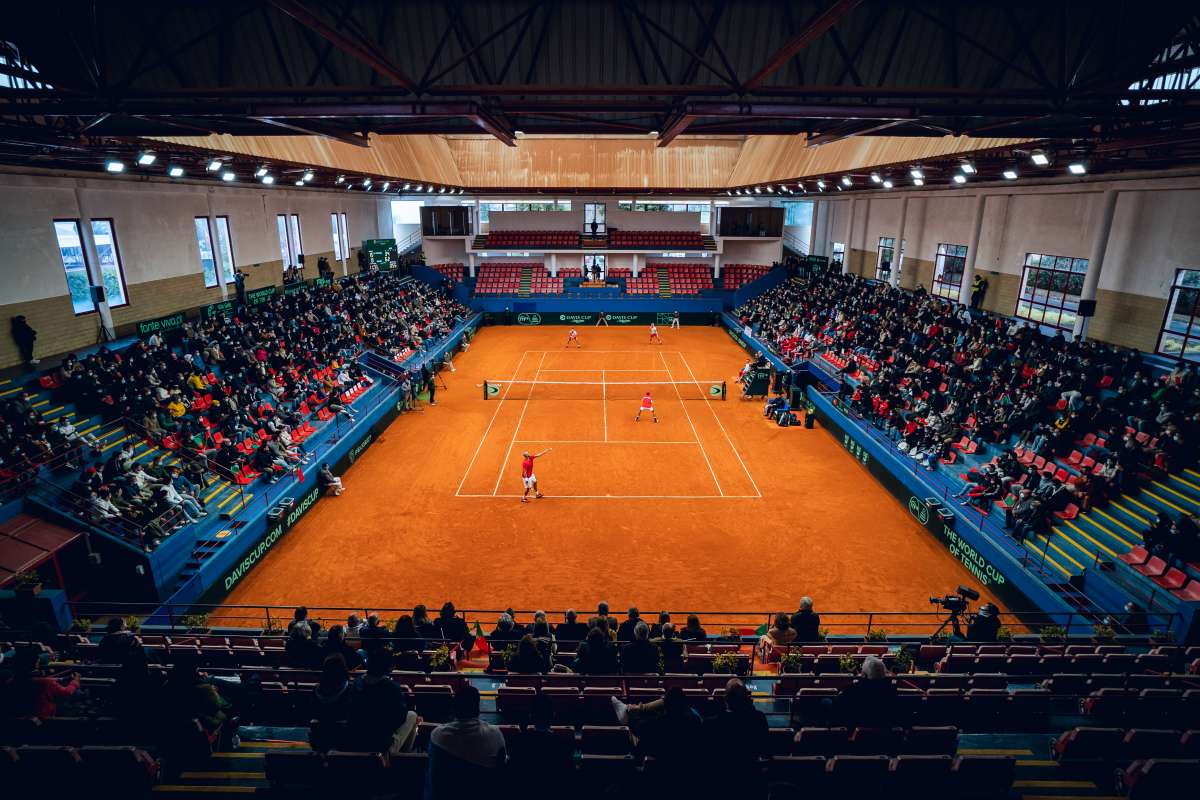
(215, 325, 1009, 629)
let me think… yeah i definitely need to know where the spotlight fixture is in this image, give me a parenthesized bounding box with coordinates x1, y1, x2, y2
(414, 184, 423, 191)
(167, 165, 185, 178)
(960, 161, 976, 174)
(302, 170, 314, 182)
(882, 179, 894, 189)
(1067, 161, 1087, 175)
(799, 184, 807, 193)
(221, 170, 236, 182)
(1031, 150, 1050, 166)
(766, 186, 774, 193)
(909, 168, 924, 180)
(754, 187, 762, 193)
(426, 185, 434, 192)
(835, 185, 843, 191)
(648, 130, 659, 137)
(952, 174, 967, 184)
(514, 130, 526, 138)
(841, 176, 852, 187)
(403, 183, 411, 190)
(255, 166, 269, 178)
(261, 175, 275, 185)
(870, 173, 882, 184)
(913, 178, 924, 187)
(294, 180, 305, 186)
(382, 182, 390, 191)
(816, 180, 826, 190)
(104, 159, 125, 173)
(336, 175, 346, 184)
(1002, 168, 1018, 180)
(362, 178, 371, 187)
(207, 159, 223, 172)
(136, 151, 156, 166)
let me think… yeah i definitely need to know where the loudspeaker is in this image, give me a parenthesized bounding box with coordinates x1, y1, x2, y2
(1077, 299, 1097, 317)
(298, 252, 305, 264)
(90, 284, 106, 303)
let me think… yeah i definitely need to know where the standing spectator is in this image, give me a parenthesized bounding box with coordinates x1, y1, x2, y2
(10, 315, 38, 367)
(425, 686, 506, 800)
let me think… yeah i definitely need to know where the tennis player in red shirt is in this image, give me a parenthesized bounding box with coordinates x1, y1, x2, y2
(520, 448, 552, 502)
(634, 391, 657, 423)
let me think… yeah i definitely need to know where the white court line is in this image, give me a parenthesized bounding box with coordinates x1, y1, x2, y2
(678, 351, 763, 498)
(455, 350, 530, 496)
(658, 350, 723, 496)
(513, 439, 700, 445)
(491, 351, 547, 496)
(459, 494, 757, 500)
(534, 369, 673, 372)
(601, 369, 607, 442)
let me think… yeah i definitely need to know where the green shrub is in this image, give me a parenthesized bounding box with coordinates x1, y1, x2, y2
(1039, 625, 1067, 643)
(123, 616, 142, 633)
(865, 628, 889, 642)
(838, 654, 857, 673)
(712, 652, 740, 674)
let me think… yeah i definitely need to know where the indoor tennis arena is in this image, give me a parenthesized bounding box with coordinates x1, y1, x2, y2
(1, 3, 1199, 798)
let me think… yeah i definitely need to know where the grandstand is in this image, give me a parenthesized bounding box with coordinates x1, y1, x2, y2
(2, 3, 1200, 797)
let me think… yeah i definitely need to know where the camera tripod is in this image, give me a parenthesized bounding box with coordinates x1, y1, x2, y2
(931, 610, 965, 641)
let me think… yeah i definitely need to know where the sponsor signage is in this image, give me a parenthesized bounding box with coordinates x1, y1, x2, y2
(136, 311, 186, 338)
(517, 312, 542, 325)
(502, 311, 711, 326)
(222, 483, 321, 593)
(282, 280, 309, 296)
(246, 285, 277, 307)
(313, 276, 333, 289)
(203, 299, 236, 320)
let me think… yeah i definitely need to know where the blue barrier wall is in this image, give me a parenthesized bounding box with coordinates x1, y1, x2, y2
(470, 296, 725, 314)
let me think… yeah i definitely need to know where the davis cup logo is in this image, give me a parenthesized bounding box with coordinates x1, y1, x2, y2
(908, 496, 929, 525)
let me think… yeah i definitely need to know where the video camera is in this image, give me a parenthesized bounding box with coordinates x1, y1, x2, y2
(929, 585, 981, 615)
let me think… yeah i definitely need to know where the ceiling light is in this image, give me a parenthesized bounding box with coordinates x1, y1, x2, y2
(514, 130, 525, 138)
(104, 159, 125, 173)
(952, 174, 967, 184)
(362, 178, 371, 187)
(835, 185, 843, 191)
(960, 161, 976, 174)
(913, 178, 924, 186)
(870, 173, 882, 184)
(167, 165, 184, 178)
(295, 180, 305, 186)
(382, 182, 390, 191)
(1002, 168, 1018, 180)
(766, 186, 774, 193)
(841, 176, 852, 187)
(648, 130, 659, 137)
(1031, 150, 1050, 166)
(1067, 161, 1087, 175)
(800, 184, 807, 193)
(414, 184, 422, 191)
(136, 151, 156, 166)
(754, 187, 761, 193)
(909, 168, 924, 180)
(261, 175, 275, 185)
(403, 183, 411, 190)
(336, 175, 345, 184)
(221, 170, 236, 182)
(816, 180, 826, 190)
(882, 179, 893, 189)
(255, 166, 269, 178)
(207, 159, 222, 172)
(426, 186, 434, 192)
(302, 170, 314, 182)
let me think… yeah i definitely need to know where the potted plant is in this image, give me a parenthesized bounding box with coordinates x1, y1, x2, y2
(929, 630, 950, 644)
(817, 626, 830, 641)
(181, 613, 210, 633)
(1039, 625, 1067, 644)
(11, 570, 42, 596)
(427, 645, 451, 672)
(995, 626, 1014, 643)
(865, 628, 889, 643)
(838, 654, 857, 674)
(779, 652, 804, 674)
(71, 617, 94, 634)
(500, 644, 519, 670)
(720, 626, 742, 643)
(1150, 629, 1175, 644)
(892, 647, 914, 674)
(712, 652, 740, 674)
(1091, 623, 1116, 643)
(123, 616, 142, 634)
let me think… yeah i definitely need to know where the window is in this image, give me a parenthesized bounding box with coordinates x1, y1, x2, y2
(556, 200, 571, 211)
(288, 214, 303, 268)
(89, 219, 128, 308)
(195, 218, 219, 287)
(0, 43, 51, 90)
(214, 216, 236, 284)
(53, 220, 94, 314)
(782, 201, 812, 227)
(1158, 269, 1200, 363)
(932, 243, 969, 299)
(276, 214, 291, 267)
(583, 254, 606, 278)
(584, 202, 606, 233)
(875, 236, 905, 281)
(330, 212, 349, 260)
(831, 242, 845, 268)
(1016, 253, 1088, 331)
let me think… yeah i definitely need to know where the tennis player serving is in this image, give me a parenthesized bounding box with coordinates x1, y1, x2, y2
(520, 448, 552, 503)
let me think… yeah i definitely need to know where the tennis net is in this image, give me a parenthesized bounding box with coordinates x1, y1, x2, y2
(482, 379, 726, 401)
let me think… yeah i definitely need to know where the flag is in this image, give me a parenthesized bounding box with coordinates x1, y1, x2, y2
(295, 467, 304, 483)
(754, 623, 769, 636)
(473, 621, 490, 655)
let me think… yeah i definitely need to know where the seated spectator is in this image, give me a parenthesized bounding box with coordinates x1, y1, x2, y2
(832, 656, 896, 727)
(489, 613, 522, 644)
(616, 607, 641, 642)
(161, 652, 230, 744)
(611, 686, 704, 767)
(756, 612, 796, 660)
(285, 620, 322, 668)
(573, 626, 618, 674)
(96, 616, 144, 664)
(320, 623, 363, 670)
(790, 597, 821, 641)
(358, 613, 389, 656)
(412, 604, 439, 639)
(620, 621, 660, 674)
(425, 686, 506, 800)
(1, 650, 80, 719)
(288, 605, 320, 637)
(392, 615, 426, 653)
(649, 611, 671, 638)
(554, 609, 587, 648)
(318, 462, 345, 496)
(680, 613, 708, 641)
(436, 602, 475, 653)
(651, 622, 686, 672)
(705, 678, 768, 788)
(507, 634, 547, 674)
(345, 613, 364, 637)
(348, 650, 420, 755)
(311, 653, 353, 751)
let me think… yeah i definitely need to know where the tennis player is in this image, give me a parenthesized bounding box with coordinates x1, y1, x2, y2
(596, 311, 609, 326)
(670, 311, 680, 329)
(634, 391, 658, 423)
(565, 328, 582, 348)
(520, 448, 552, 502)
(649, 323, 663, 344)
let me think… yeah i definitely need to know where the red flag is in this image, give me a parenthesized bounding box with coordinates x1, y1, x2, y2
(295, 467, 304, 483)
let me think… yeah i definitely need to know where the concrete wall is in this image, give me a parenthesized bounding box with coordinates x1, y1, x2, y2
(721, 239, 783, 265)
(0, 170, 386, 368)
(421, 238, 470, 265)
(819, 170, 1200, 353)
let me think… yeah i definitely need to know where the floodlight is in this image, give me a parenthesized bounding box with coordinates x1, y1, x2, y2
(167, 165, 185, 178)
(261, 175, 275, 185)
(136, 151, 156, 166)
(221, 170, 236, 182)
(870, 173, 882, 184)
(960, 161, 976, 174)
(302, 170, 314, 182)
(882, 179, 893, 189)
(1002, 169, 1018, 180)
(1031, 150, 1049, 166)
(913, 178, 924, 186)
(953, 174, 967, 184)
(909, 168, 923, 180)
(104, 159, 125, 173)
(207, 159, 223, 172)
(1067, 161, 1087, 175)
(841, 176, 852, 186)
(255, 166, 269, 178)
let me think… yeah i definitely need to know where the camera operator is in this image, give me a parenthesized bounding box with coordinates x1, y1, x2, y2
(966, 603, 1002, 642)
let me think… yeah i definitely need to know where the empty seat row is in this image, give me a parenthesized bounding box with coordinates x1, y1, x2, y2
(610, 230, 704, 248)
(431, 262, 465, 282)
(486, 230, 579, 247)
(1053, 727, 1200, 762)
(0, 746, 158, 792)
(722, 264, 772, 290)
